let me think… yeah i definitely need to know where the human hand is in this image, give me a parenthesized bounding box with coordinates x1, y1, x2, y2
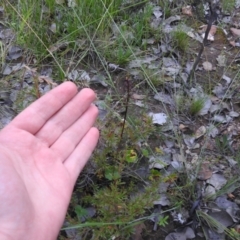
(0, 82, 99, 240)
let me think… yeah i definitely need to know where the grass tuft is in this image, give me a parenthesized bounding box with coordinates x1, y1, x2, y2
(172, 29, 189, 52)
(189, 98, 204, 116)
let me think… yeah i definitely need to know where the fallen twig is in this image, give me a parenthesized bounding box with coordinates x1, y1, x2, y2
(187, 1, 218, 84)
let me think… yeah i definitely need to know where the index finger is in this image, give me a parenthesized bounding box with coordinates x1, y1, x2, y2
(10, 82, 78, 134)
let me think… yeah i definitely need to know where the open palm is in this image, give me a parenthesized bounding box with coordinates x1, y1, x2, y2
(0, 82, 99, 240)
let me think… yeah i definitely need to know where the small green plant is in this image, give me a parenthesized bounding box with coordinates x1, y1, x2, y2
(221, 0, 235, 13)
(189, 98, 204, 116)
(104, 43, 133, 65)
(80, 180, 160, 239)
(0, 40, 6, 69)
(129, 3, 153, 46)
(235, 150, 240, 168)
(141, 68, 165, 88)
(104, 166, 121, 180)
(149, 169, 161, 181)
(172, 29, 189, 52)
(174, 92, 185, 113)
(197, 210, 240, 240)
(159, 0, 172, 18)
(205, 177, 240, 200)
(141, 148, 150, 158)
(116, 47, 133, 65)
(158, 215, 169, 227)
(74, 205, 90, 222)
(215, 134, 231, 155)
(66, 108, 160, 238)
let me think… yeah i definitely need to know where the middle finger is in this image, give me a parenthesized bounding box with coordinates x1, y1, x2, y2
(50, 104, 98, 161)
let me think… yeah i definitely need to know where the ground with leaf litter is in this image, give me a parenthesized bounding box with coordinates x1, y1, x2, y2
(1, 0, 240, 239)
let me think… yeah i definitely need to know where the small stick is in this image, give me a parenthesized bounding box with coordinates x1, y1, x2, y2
(120, 76, 130, 141)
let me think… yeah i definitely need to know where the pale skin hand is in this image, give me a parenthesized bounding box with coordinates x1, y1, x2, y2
(0, 82, 99, 240)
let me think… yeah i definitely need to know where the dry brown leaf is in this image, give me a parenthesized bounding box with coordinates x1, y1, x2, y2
(230, 27, 240, 37)
(227, 193, 235, 200)
(131, 93, 146, 100)
(198, 162, 212, 180)
(38, 75, 58, 86)
(182, 5, 193, 16)
(179, 124, 186, 131)
(229, 40, 236, 47)
(24, 64, 38, 73)
(23, 65, 57, 87)
(234, 225, 240, 233)
(195, 126, 206, 139)
(199, 25, 217, 41)
(210, 96, 220, 103)
(49, 42, 68, 53)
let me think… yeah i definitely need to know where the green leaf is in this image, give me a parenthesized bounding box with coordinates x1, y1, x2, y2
(141, 148, 149, 157)
(126, 149, 138, 163)
(75, 205, 88, 220)
(105, 167, 121, 180)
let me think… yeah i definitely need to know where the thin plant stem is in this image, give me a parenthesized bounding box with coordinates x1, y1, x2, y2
(120, 76, 130, 140)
